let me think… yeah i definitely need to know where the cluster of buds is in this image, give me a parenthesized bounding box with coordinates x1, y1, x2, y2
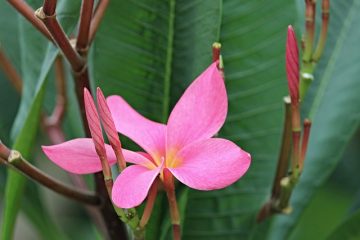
(258, 0, 330, 220)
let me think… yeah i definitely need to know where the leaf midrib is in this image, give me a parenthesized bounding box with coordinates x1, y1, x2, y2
(162, 0, 176, 122)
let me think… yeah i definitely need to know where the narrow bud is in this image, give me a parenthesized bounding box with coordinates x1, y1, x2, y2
(84, 88, 105, 156)
(84, 88, 112, 183)
(212, 42, 221, 62)
(286, 26, 300, 106)
(96, 87, 126, 171)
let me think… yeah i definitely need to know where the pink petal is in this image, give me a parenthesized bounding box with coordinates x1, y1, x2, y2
(42, 138, 117, 174)
(122, 150, 156, 168)
(167, 62, 227, 151)
(112, 165, 161, 208)
(168, 138, 251, 190)
(107, 96, 166, 161)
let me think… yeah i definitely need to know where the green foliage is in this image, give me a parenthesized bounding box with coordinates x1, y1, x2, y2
(1, 0, 360, 239)
(327, 208, 360, 240)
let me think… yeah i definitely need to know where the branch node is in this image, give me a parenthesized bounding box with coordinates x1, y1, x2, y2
(35, 7, 56, 20)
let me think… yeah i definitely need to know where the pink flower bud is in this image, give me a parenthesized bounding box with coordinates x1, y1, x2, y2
(97, 87, 126, 170)
(84, 88, 106, 157)
(286, 25, 299, 104)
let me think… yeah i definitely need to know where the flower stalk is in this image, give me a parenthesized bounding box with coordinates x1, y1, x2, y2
(76, 0, 94, 56)
(139, 179, 159, 228)
(89, 0, 110, 43)
(164, 169, 181, 240)
(300, 0, 330, 100)
(0, 47, 23, 93)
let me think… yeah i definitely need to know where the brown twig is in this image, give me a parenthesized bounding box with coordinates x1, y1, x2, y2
(35, 5, 84, 72)
(0, 48, 23, 93)
(76, 0, 94, 56)
(89, 0, 110, 43)
(43, 56, 66, 143)
(7, 0, 53, 41)
(0, 147, 100, 205)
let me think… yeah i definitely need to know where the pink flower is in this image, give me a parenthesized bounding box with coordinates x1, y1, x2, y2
(42, 62, 251, 209)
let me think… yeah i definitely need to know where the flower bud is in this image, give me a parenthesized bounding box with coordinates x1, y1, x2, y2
(286, 25, 299, 105)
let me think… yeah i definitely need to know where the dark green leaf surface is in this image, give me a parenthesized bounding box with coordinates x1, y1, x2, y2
(268, 0, 360, 239)
(183, 1, 295, 239)
(327, 208, 360, 240)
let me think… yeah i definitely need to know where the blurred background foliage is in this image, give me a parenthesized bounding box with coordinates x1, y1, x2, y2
(0, 0, 360, 239)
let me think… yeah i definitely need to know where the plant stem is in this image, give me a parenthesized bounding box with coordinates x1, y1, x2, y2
(164, 169, 181, 240)
(0, 149, 100, 205)
(7, 0, 53, 41)
(0, 48, 23, 93)
(76, 0, 94, 56)
(257, 97, 292, 222)
(43, 56, 66, 143)
(312, 0, 330, 62)
(300, 119, 312, 170)
(89, 0, 110, 43)
(140, 179, 159, 228)
(271, 97, 292, 200)
(35, 5, 84, 72)
(302, 0, 315, 63)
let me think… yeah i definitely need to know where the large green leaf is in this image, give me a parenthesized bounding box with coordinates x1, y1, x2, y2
(267, 0, 360, 239)
(327, 208, 360, 240)
(183, 1, 295, 239)
(0, 1, 80, 239)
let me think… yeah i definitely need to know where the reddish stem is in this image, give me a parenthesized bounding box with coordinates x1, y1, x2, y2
(43, 0, 57, 16)
(35, 6, 84, 72)
(312, 0, 329, 62)
(76, 0, 95, 55)
(164, 169, 181, 240)
(300, 119, 312, 170)
(139, 179, 159, 228)
(89, 0, 109, 43)
(0, 49, 22, 93)
(7, 0, 52, 41)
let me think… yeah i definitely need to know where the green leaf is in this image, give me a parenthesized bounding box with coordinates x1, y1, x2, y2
(326, 209, 360, 240)
(268, 0, 360, 239)
(183, 1, 295, 239)
(0, 1, 80, 239)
